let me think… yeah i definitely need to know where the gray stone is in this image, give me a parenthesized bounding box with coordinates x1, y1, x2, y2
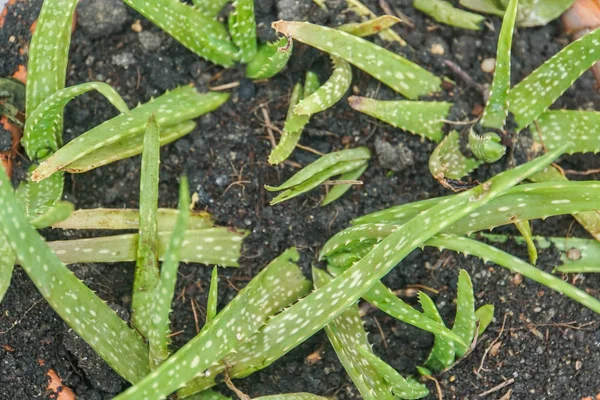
(277, 0, 312, 21)
(138, 31, 162, 52)
(77, 0, 129, 39)
(374, 138, 415, 172)
(111, 52, 136, 69)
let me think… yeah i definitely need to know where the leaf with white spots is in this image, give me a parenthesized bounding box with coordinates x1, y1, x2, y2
(429, 131, 482, 180)
(178, 148, 565, 398)
(475, 304, 494, 335)
(123, 0, 238, 67)
(23, 82, 129, 160)
(16, 169, 65, 219)
(229, 0, 257, 63)
(413, 0, 485, 30)
(192, 0, 230, 17)
(0, 168, 150, 383)
(508, 27, 600, 129)
(246, 37, 293, 79)
(31, 87, 229, 182)
(293, 57, 352, 116)
(48, 228, 246, 266)
(25, 0, 78, 158)
(271, 21, 441, 99)
(65, 120, 197, 174)
(451, 270, 476, 357)
(131, 116, 161, 340)
(419, 292, 455, 371)
(321, 163, 368, 206)
(348, 97, 452, 142)
(467, 130, 506, 164)
(0, 236, 15, 304)
(148, 177, 190, 367)
(337, 15, 401, 37)
(266, 147, 370, 205)
(269, 72, 321, 165)
(29, 201, 74, 229)
(533, 110, 600, 155)
(206, 266, 219, 324)
(116, 248, 312, 399)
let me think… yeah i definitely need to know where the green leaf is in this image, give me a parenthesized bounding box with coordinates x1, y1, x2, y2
(23, 82, 129, 160)
(344, 0, 407, 46)
(123, 0, 238, 66)
(131, 116, 161, 339)
(178, 149, 565, 398)
(429, 131, 482, 179)
(0, 168, 150, 384)
(52, 207, 213, 231)
(116, 248, 312, 399)
(192, 0, 230, 17)
(348, 97, 452, 142)
(413, 0, 485, 30)
(321, 163, 368, 206)
(508, 28, 600, 129)
(246, 37, 293, 79)
(48, 228, 245, 266)
(256, 395, 329, 400)
(29, 201, 74, 229)
(460, 0, 574, 27)
(272, 21, 441, 99)
(480, 0, 518, 130)
(16, 170, 65, 219)
(294, 57, 352, 116)
(25, 0, 78, 157)
(467, 130, 506, 163)
(451, 270, 476, 357)
(148, 177, 190, 367)
(206, 266, 219, 324)
(0, 237, 15, 305)
(514, 220, 537, 264)
(533, 110, 600, 155)
(337, 15, 401, 37)
(475, 304, 494, 335)
(32, 88, 229, 181)
(65, 120, 197, 174)
(418, 292, 455, 371)
(229, 0, 257, 63)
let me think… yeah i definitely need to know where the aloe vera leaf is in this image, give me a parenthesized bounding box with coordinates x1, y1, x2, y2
(24, 82, 129, 159)
(413, 0, 485, 30)
(460, 0, 574, 27)
(529, 166, 600, 241)
(53, 207, 213, 231)
(459, 0, 505, 16)
(0, 237, 15, 304)
(0, 169, 150, 383)
(149, 177, 190, 367)
(475, 304, 494, 334)
(355, 346, 430, 399)
(256, 395, 329, 400)
(32, 88, 229, 182)
(116, 248, 312, 399)
(327, 264, 466, 345)
(269, 72, 321, 165)
(481, 233, 600, 273)
(480, 0, 518, 130)
(467, 130, 506, 163)
(321, 163, 368, 206)
(348, 97, 452, 142)
(16, 170, 65, 218)
(266, 147, 371, 191)
(178, 149, 565, 397)
(533, 110, 600, 155)
(48, 228, 245, 266)
(514, 220, 537, 264)
(25, 0, 77, 157)
(206, 266, 219, 324)
(337, 15, 401, 37)
(192, 0, 230, 17)
(428, 234, 600, 314)
(229, 0, 257, 63)
(429, 131, 482, 179)
(451, 270, 476, 357)
(271, 21, 441, 99)
(122, 0, 238, 67)
(344, 0, 407, 46)
(246, 37, 293, 79)
(313, 268, 395, 400)
(418, 292, 455, 371)
(64, 120, 197, 174)
(293, 57, 351, 116)
(269, 159, 368, 205)
(323, 181, 600, 257)
(508, 28, 600, 130)
(131, 116, 161, 339)
(29, 201, 74, 229)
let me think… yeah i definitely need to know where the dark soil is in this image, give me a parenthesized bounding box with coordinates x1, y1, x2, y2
(1, 0, 599, 399)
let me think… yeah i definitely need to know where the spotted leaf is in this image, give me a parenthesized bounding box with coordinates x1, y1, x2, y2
(0, 237, 15, 304)
(451, 270, 476, 357)
(192, 0, 230, 17)
(414, 0, 485, 30)
(533, 110, 600, 155)
(429, 131, 482, 180)
(337, 15, 401, 37)
(229, 0, 257, 63)
(246, 37, 293, 79)
(461, 0, 575, 27)
(419, 292, 455, 370)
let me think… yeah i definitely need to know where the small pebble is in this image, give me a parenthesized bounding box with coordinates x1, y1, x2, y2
(430, 43, 445, 55)
(77, 0, 128, 39)
(111, 52, 136, 69)
(481, 58, 496, 73)
(534, 306, 542, 312)
(139, 31, 162, 52)
(131, 19, 142, 33)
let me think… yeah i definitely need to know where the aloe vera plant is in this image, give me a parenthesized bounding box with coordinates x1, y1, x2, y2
(460, 0, 575, 27)
(414, 0, 486, 30)
(266, 147, 371, 205)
